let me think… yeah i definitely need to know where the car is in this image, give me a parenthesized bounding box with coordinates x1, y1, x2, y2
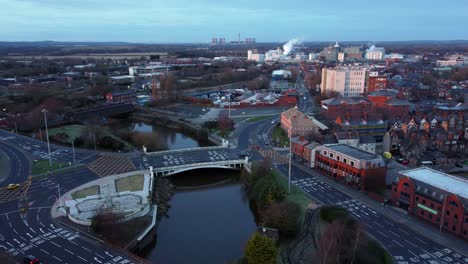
(455, 163, 464, 168)
(7, 184, 20, 190)
(23, 255, 40, 264)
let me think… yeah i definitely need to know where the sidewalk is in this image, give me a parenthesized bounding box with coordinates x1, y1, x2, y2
(292, 161, 468, 255)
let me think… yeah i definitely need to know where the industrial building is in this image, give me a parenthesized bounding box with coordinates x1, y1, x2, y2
(365, 46, 385, 60)
(391, 167, 468, 240)
(321, 66, 367, 97)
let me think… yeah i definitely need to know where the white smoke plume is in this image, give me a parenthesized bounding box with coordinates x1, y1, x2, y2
(283, 37, 302, 56)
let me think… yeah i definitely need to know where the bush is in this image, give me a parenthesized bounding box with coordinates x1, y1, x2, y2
(251, 173, 286, 209)
(320, 206, 348, 223)
(262, 201, 301, 237)
(245, 232, 277, 264)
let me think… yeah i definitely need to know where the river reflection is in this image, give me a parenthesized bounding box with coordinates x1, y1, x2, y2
(146, 169, 257, 264)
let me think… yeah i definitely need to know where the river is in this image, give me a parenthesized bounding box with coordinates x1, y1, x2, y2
(128, 121, 257, 263)
(131, 121, 212, 150)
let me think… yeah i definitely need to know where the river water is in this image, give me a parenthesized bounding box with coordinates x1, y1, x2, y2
(128, 121, 257, 263)
(131, 122, 211, 150)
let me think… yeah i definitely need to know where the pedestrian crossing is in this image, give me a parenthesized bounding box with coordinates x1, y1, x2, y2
(258, 149, 288, 164)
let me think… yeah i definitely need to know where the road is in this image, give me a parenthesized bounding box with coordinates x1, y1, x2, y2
(0, 138, 146, 263)
(241, 81, 468, 264)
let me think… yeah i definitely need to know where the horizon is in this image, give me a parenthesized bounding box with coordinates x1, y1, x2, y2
(1, 0, 467, 42)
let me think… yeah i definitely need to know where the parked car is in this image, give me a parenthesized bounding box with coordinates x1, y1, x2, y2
(455, 163, 464, 168)
(7, 184, 20, 190)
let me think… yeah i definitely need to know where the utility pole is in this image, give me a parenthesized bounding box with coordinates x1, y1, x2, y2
(72, 140, 76, 167)
(228, 91, 231, 118)
(93, 130, 97, 153)
(288, 128, 292, 194)
(41, 109, 52, 167)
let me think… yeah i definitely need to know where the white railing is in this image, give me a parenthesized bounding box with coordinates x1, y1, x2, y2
(145, 145, 228, 155)
(152, 159, 246, 172)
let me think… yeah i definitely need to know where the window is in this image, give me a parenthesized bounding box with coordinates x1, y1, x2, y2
(429, 214, 432, 219)
(324, 151, 327, 155)
(430, 203, 434, 208)
(454, 214, 458, 219)
(422, 200, 426, 205)
(446, 211, 450, 216)
(330, 153, 334, 158)
(343, 158, 347, 163)
(350, 161, 355, 166)
(337, 156, 340, 161)
(416, 197, 419, 201)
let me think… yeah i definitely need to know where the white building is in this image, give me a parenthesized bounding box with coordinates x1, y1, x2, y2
(365, 46, 385, 60)
(320, 66, 367, 97)
(265, 47, 283, 61)
(247, 50, 265, 63)
(436, 55, 466, 67)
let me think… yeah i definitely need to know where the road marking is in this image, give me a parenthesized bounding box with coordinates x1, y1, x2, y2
(26, 233, 33, 239)
(53, 255, 63, 262)
(392, 239, 404, 247)
(82, 246, 92, 252)
(64, 248, 74, 255)
(398, 227, 410, 235)
(408, 250, 418, 258)
(78, 256, 88, 262)
(415, 237, 428, 245)
(29, 227, 36, 233)
(94, 257, 103, 263)
(389, 230, 400, 238)
(50, 241, 62, 248)
(95, 253, 105, 259)
(404, 239, 417, 247)
(377, 230, 388, 238)
(40, 249, 50, 255)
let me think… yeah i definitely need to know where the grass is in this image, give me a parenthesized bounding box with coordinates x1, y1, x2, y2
(272, 172, 313, 222)
(319, 206, 348, 223)
(272, 126, 289, 147)
(71, 185, 100, 199)
(31, 159, 70, 175)
(246, 116, 269, 123)
(0, 151, 10, 181)
(115, 174, 145, 192)
(48, 125, 84, 144)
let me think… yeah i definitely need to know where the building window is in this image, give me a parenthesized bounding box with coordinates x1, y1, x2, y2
(350, 161, 355, 166)
(454, 214, 458, 219)
(429, 214, 433, 219)
(330, 153, 334, 158)
(446, 211, 450, 216)
(430, 203, 434, 208)
(422, 200, 426, 205)
(416, 197, 419, 201)
(337, 156, 340, 161)
(324, 151, 327, 156)
(343, 158, 347, 163)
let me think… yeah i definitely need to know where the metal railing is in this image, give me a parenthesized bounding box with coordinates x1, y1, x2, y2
(152, 159, 246, 172)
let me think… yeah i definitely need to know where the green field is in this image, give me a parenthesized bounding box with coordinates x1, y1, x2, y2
(71, 185, 100, 199)
(48, 125, 84, 143)
(245, 116, 270, 123)
(31, 159, 70, 175)
(272, 126, 289, 147)
(273, 172, 313, 220)
(115, 174, 145, 192)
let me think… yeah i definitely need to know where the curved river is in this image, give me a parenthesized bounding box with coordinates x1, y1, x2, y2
(130, 122, 257, 263)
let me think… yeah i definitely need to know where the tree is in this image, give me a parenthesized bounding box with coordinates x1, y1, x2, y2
(217, 112, 234, 132)
(245, 232, 277, 264)
(262, 201, 301, 237)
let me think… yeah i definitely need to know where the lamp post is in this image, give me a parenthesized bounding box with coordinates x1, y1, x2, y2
(41, 109, 52, 167)
(72, 140, 76, 167)
(288, 128, 292, 194)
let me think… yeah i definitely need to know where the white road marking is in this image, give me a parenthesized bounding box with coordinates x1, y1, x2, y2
(40, 249, 50, 255)
(82, 246, 92, 252)
(78, 256, 88, 262)
(50, 241, 62, 248)
(53, 255, 63, 262)
(64, 248, 74, 255)
(393, 239, 404, 247)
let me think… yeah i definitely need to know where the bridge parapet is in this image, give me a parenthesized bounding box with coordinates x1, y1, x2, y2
(144, 145, 229, 155)
(152, 159, 247, 177)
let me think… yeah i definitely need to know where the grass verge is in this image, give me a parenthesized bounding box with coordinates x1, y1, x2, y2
(115, 174, 144, 192)
(246, 116, 269, 123)
(71, 185, 100, 199)
(31, 159, 69, 175)
(272, 126, 289, 147)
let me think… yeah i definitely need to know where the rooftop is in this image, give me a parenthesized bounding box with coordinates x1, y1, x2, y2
(400, 167, 468, 199)
(326, 144, 379, 160)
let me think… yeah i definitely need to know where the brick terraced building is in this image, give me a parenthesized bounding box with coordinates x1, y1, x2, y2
(391, 167, 468, 240)
(313, 144, 386, 191)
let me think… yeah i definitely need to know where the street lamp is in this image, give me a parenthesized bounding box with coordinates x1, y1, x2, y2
(288, 127, 292, 194)
(41, 109, 52, 167)
(72, 139, 76, 167)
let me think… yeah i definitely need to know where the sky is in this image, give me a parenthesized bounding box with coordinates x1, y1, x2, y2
(1, 0, 467, 43)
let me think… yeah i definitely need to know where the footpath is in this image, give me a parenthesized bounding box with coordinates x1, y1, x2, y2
(291, 161, 468, 255)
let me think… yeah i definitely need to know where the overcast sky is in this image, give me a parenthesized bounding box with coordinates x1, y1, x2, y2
(1, 0, 467, 43)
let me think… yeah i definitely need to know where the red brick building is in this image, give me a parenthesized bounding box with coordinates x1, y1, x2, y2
(291, 136, 309, 158)
(313, 144, 387, 191)
(106, 90, 137, 103)
(281, 107, 319, 137)
(391, 167, 468, 240)
(367, 76, 388, 93)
